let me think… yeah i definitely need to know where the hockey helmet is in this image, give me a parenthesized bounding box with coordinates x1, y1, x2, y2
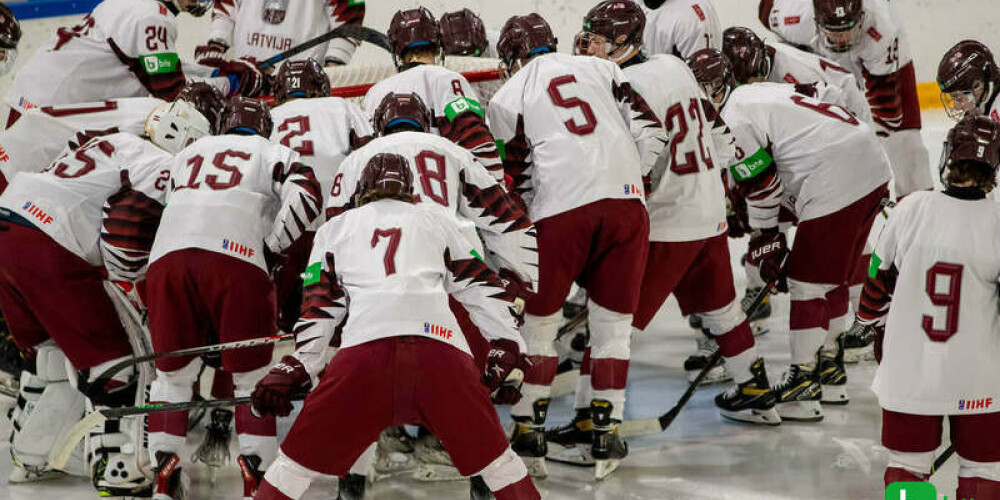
(497, 14, 557, 76)
(387, 7, 441, 67)
(938, 40, 999, 121)
(177, 82, 225, 134)
(440, 9, 489, 57)
(220, 96, 273, 137)
(357, 153, 415, 206)
(940, 114, 1000, 191)
(688, 48, 737, 108)
(373, 92, 433, 136)
(813, 0, 865, 53)
(145, 100, 212, 154)
(274, 58, 332, 103)
(0, 3, 20, 76)
(722, 27, 771, 84)
(575, 1, 645, 63)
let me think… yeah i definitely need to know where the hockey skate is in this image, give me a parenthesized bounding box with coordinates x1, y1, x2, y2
(8, 460, 66, 483)
(714, 358, 781, 426)
(374, 426, 416, 475)
(683, 335, 732, 385)
(413, 430, 462, 482)
(842, 319, 875, 363)
(545, 408, 594, 466)
(337, 473, 368, 500)
(590, 399, 626, 481)
(772, 364, 823, 422)
(470, 475, 493, 500)
(741, 287, 771, 337)
(152, 452, 189, 500)
(191, 408, 233, 484)
(238, 454, 265, 499)
(817, 337, 849, 405)
(510, 399, 549, 479)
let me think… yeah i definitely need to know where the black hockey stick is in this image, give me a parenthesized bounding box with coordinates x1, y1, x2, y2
(89, 333, 296, 394)
(930, 446, 956, 476)
(621, 271, 781, 438)
(258, 25, 390, 70)
(556, 307, 589, 342)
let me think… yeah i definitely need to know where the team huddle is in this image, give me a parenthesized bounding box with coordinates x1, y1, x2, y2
(0, 0, 997, 499)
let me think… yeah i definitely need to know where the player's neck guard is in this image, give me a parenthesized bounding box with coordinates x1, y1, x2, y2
(944, 185, 987, 200)
(619, 51, 647, 70)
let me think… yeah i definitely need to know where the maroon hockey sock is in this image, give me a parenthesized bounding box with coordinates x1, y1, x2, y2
(580, 347, 592, 376)
(884, 466, 927, 487)
(253, 479, 295, 500)
(493, 476, 541, 500)
(715, 321, 755, 358)
(211, 369, 234, 399)
(524, 355, 558, 386)
(147, 400, 189, 437)
(957, 476, 1000, 500)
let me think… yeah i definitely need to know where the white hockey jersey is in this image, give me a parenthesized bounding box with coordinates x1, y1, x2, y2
(0, 133, 172, 281)
(760, 0, 815, 48)
(209, 0, 363, 64)
(326, 131, 538, 288)
(7, 0, 225, 110)
(641, 0, 722, 58)
(767, 42, 872, 123)
(0, 98, 163, 194)
(269, 96, 372, 219)
(362, 64, 503, 180)
(722, 83, 890, 228)
(624, 54, 729, 242)
(291, 199, 526, 381)
(149, 135, 322, 272)
(489, 53, 665, 223)
(866, 190, 1000, 415)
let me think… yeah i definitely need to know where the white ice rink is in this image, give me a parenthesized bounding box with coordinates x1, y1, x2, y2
(0, 110, 959, 499)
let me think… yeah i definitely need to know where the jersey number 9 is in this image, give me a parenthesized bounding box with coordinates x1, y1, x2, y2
(922, 262, 963, 342)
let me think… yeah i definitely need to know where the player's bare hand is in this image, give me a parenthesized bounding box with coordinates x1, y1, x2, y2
(251, 355, 311, 417)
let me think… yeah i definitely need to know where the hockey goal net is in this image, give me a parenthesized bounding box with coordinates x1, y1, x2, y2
(321, 56, 505, 105)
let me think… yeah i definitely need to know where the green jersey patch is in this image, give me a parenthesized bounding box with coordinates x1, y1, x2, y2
(140, 53, 180, 75)
(302, 262, 322, 286)
(729, 148, 773, 182)
(444, 96, 484, 121)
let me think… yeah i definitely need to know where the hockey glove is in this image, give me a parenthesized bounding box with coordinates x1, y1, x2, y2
(482, 339, 530, 405)
(498, 268, 532, 316)
(747, 228, 789, 291)
(194, 41, 228, 63)
(200, 57, 265, 97)
(251, 355, 311, 417)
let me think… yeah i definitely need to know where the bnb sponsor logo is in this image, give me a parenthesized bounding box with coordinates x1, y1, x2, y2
(958, 397, 993, 411)
(885, 482, 935, 500)
(424, 322, 453, 340)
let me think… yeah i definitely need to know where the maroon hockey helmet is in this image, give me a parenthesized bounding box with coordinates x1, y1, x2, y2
(497, 14, 557, 75)
(357, 153, 415, 205)
(220, 96, 273, 137)
(722, 27, 770, 84)
(274, 58, 332, 103)
(688, 48, 737, 107)
(941, 114, 1000, 184)
(0, 3, 20, 76)
(575, 1, 645, 62)
(440, 9, 489, 57)
(387, 7, 441, 65)
(177, 82, 225, 134)
(813, 0, 865, 53)
(937, 40, 999, 121)
(373, 92, 433, 136)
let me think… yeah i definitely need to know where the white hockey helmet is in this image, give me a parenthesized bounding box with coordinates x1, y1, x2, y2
(145, 100, 212, 154)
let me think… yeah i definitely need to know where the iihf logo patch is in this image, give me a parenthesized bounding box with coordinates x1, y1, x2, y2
(423, 322, 453, 340)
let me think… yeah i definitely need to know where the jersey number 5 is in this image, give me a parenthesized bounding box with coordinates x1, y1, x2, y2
(923, 262, 963, 342)
(371, 227, 402, 276)
(547, 75, 598, 136)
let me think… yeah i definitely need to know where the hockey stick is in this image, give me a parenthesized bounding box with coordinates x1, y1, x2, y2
(930, 446, 955, 477)
(620, 273, 781, 438)
(556, 307, 589, 342)
(258, 25, 390, 70)
(89, 333, 296, 395)
(49, 397, 254, 470)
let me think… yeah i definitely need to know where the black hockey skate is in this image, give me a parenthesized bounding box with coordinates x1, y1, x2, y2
(683, 336, 731, 385)
(715, 358, 781, 425)
(545, 408, 594, 466)
(590, 399, 627, 481)
(470, 475, 493, 500)
(842, 319, 875, 363)
(817, 336, 849, 405)
(742, 287, 772, 336)
(192, 408, 233, 484)
(152, 452, 189, 500)
(237, 454, 264, 499)
(337, 473, 367, 500)
(510, 399, 549, 478)
(773, 364, 823, 422)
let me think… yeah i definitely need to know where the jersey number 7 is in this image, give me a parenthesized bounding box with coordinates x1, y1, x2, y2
(371, 228, 402, 276)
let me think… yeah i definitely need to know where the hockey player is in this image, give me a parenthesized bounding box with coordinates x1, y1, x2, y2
(440, 9, 499, 59)
(362, 7, 504, 181)
(561, 4, 779, 456)
(268, 58, 372, 331)
(0, 100, 209, 493)
(937, 40, 1000, 122)
(489, 13, 666, 479)
(690, 49, 890, 420)
(0, 82, 224, 195)
(6, 0, 262, 111)
(0, 2, 21, 76)
(760, 0, 933, 198)
(860, 114, 1000, 500)
(758, 0, 816, 48)
(250, 153, 539, 500)
(200, 0, 364, 66)
(639, 0, 722, 58)
(145, 97, 321, 499)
